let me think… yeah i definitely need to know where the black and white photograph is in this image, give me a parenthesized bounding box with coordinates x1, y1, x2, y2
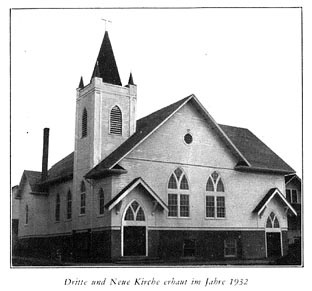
(6, 2, 310, 290)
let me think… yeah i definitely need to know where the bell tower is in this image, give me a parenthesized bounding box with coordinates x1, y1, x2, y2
(74, 31, 137, 178)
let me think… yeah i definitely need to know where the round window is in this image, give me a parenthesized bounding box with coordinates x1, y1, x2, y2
(184, 133, 193, 144)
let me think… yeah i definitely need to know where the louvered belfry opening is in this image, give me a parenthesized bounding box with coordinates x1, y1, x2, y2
(110, 105, 122, 135)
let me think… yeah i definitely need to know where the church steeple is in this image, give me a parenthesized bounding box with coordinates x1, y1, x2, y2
(91, 31, 122, 86)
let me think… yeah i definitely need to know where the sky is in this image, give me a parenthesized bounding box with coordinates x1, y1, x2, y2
(11, 8, 302, 186)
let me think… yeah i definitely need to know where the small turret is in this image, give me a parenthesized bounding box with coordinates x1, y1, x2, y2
(78, 76, 84, 89)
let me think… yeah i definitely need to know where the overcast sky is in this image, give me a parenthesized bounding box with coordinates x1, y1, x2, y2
(11, 8, 302, 185)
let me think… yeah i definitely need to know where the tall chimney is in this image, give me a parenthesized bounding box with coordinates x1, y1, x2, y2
(41, 128, 49, 181)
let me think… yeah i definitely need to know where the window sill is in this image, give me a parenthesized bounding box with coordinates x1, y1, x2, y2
(167, 216, 191, 220)
(55, 221, 60, 224)
(205, 217, 226, 220)
(65, 218, 72, 222)
(78, 214, 86, 217)
(224, 255, 237, 258)
(97, 214, 105, 218)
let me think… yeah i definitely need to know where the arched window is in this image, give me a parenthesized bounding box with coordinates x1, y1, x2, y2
(25, 205, 29, 224)
(67, 190, 72, 220)
(167, 167, 190, 217)
(205, 171, 225, 218)
(266, 212, 280, 228)
(55, 193, 60, 222)
(110, 105, 122, 135)
(80, 181, 86, 215)
(124, 201, 145, 221)
(82, 108, 88, 138)
(99, 188, 105, 215)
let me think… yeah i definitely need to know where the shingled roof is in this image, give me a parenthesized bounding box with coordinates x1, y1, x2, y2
(219, 124, 294, 173)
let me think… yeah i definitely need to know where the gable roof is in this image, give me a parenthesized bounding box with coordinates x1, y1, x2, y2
(86, 95, 294, 179)
(253, 188, 297, 216)
(16, 170, 42, 197)
(85, 95, 193, 178)
(285, 174, 301, 185)
(105, 177, 168, 211)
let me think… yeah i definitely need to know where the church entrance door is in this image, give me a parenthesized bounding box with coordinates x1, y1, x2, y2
(122, 200, 147, 257)
(123, 226, 146, 256)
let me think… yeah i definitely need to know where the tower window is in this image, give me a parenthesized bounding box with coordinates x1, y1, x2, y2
(25, 205, 29, 225)
(82, 108, 88, 138)
(110, 105, 122, 135)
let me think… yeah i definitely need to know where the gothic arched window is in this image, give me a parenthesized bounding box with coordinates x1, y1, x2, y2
(82, 108, 88, 138)
(266, 212, 280, 228)
(110, 105, 122, 135)
(205, 171, 226, 218)
(167, 167, 190, 217)
(124, 201, 145, 221)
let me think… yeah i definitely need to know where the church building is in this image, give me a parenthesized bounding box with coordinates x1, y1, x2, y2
(14, 30, 298, 263)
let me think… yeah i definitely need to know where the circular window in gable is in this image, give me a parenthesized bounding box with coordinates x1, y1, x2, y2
(184, 133, 193, 144)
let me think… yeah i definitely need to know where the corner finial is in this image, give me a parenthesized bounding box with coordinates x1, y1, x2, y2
(128, 72, 135, 85)
(94, 61, 101, 78)
(78, 76, 84, 89)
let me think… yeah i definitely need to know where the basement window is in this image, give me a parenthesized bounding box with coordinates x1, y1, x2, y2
(183, 239, 196, 257)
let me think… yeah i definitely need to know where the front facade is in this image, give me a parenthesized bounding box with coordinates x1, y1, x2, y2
(14, 31, 297, 263)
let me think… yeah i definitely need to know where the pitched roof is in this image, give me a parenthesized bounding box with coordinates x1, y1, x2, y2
(253, 187, 297, 216)
(86, 95, 294, 178)
(219, 124, 294, 174)
(90, 31, 122, 86)
(105, 177, 168, 211)
(85, 95, 192, 178)
(285, 174, 301, 185)
(24, 170, 42, 192)
(40, 152, 74, 185)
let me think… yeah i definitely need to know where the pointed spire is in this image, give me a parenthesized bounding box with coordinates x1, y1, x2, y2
(128, 72, 135, 85)
(78, 76, 84, 89)
(91, 31, 122, 86)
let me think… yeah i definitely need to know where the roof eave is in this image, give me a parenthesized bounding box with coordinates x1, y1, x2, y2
(85, 168, 127, 180)
(39, 173, 73, 186)
(235, 165, 295, 175)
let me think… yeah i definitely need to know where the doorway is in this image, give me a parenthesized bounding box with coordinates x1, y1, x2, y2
(122, 200, 147, 257)
(123, 226, 146, 256)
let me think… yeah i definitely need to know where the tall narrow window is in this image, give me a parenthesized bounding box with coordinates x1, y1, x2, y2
(55, 194, 60, 222)
(80, 181, 86, 215)
(82, 108, 88, 138)
(167, 168, 190, 218)
(99, 188, 105, 215)
(205, 171, 226, 219)
(25, 205, 29, 225)
(110, 105, 122, 135)
(67, 190, 72, 220)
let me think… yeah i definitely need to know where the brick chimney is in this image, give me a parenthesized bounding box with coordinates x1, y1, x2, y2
(41, 128, 49, 181)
